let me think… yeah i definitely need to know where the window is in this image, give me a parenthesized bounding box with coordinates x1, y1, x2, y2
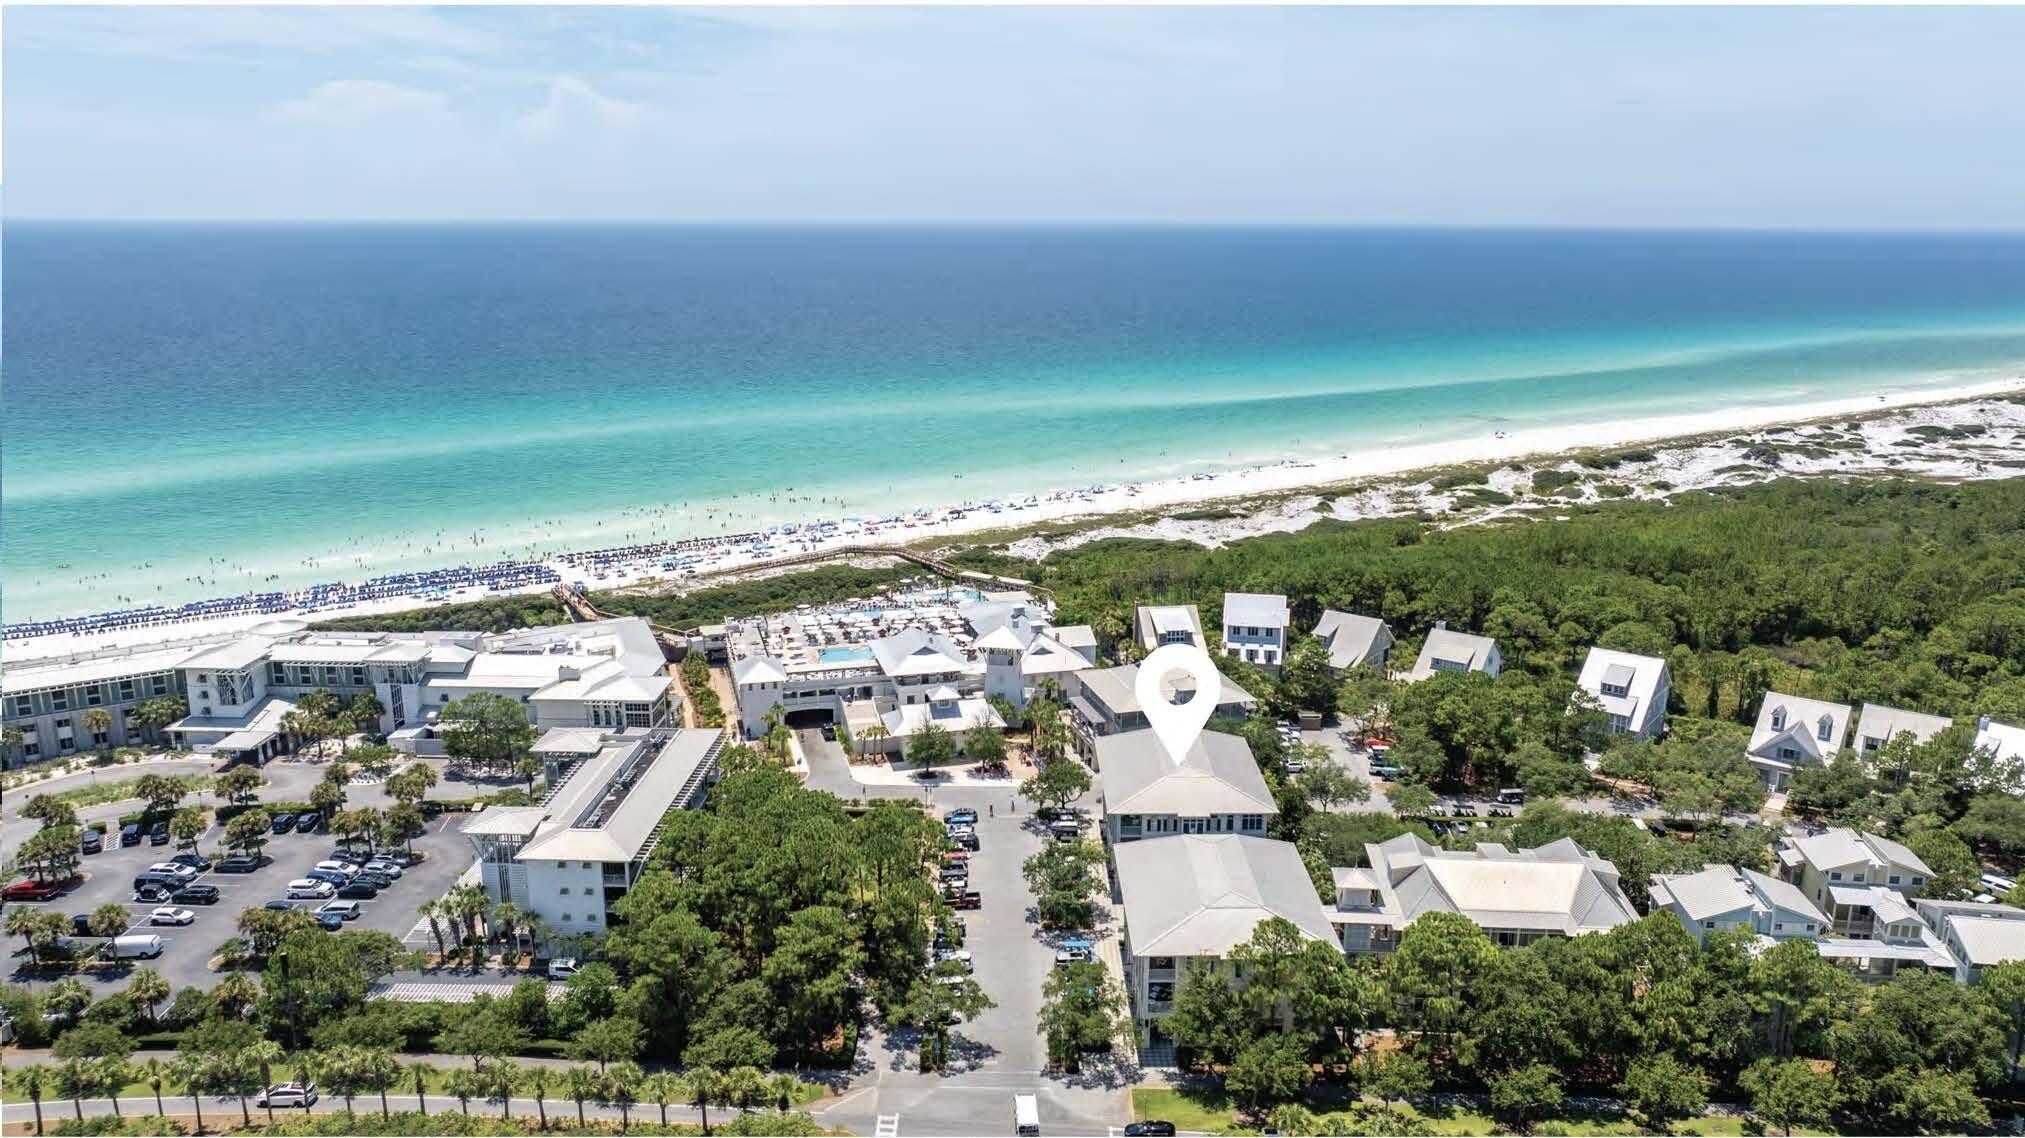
(1770, 708, 1785, 730)
(22, 737, 39, 757)
(1889, 875, 1902, 885)
(1240, 814, 1264, 830)
(1704, 920, 1716, 929)
(85, 686, 103, 706)
(51, 690, 69, 711)
(1912, 876, 1925, 887)
(560, 887, 571, 896)
(151, 676, 168, 696)
(1148, 957, 1175, 970)
(1817, 715, 1834, 742)
(1830, 871, 1843, 881)
(560, 914, 572, 923)
(12, 695, 30, 717)
(1601, 681, 1630, 698)
(271, 663, 288, 684)
(119, 680, 135, 701)
(1182, 818, 1206, 834)
(1774, 922, 1784, 931)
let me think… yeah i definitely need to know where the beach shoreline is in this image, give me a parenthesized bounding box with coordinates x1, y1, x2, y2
(6, 375, 2023, 664)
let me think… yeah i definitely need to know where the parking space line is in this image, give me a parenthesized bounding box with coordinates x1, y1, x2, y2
(874, 1114, 901, 1137)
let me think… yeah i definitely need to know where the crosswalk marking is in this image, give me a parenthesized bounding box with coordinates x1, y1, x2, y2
(875, 1113, 900, 1137)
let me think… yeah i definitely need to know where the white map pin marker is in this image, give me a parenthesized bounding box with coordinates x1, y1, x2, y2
(1136, 642, 1223, 767)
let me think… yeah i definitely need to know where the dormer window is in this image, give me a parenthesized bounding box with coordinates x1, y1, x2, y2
(1600, 682, 1629, 698)
(1817, 715, 1834, 742)
(1771, 707, 1786, 730)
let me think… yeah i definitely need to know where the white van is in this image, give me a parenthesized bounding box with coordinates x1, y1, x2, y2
(108, 934, 165, 960)
(1014, 1093, 1040, 1136)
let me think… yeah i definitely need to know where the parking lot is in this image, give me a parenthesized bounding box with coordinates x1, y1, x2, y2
(5, 801, 475, 996)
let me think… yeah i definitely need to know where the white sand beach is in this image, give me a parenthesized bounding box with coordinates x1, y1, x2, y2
(8, 375, 2022, 665)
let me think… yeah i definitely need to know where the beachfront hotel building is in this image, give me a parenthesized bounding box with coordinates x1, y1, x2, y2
(1, 645, 189, 768)
(1220, 592, 1291, 670)
(0, 616, 677, 768)
(463, 727, 723, 945)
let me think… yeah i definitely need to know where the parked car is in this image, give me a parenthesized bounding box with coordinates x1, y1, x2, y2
(271, 813, 298, 834)
(1, 881, 61, 902)
(264, 900, 301, 912)
(362, 860, 404, 878)
(948, 891, 982, 910)
(336, 881, 379, 900)
(1124, 1122, 1177, 1136)
(547, 958, 581, 980)
(317, 900, 363, 921)
(316, 912, 346, 931)
(293, 812, 322, 833)
(934, 948, 974, 971)
(1055, 938, 1094, 967)
(146, 862, 199, 880)
(172, 884, 221, 905)
(944, 808, 979, 825)
(354, 873, 396, 891)
(132, 885, 172, 903)
(305, 870, 350, 888)
(313, 860, 360, 879)
(381, 849, 422, 867)
(119, 822, 144, 847)
(938, 864, 971, 882)
(170, 853, 213, 872)
(286, 880, 335, 900)
(79, 831, 103, 855)
(148, 821, 171, 846)
(255, 1083, 318, 1109)
(1049, 820, 1083, 842)
(69, 914, 97, 937)
(149, 907, 196, 926)
(215, 855, 262, 873)
(948, 829, 979, 851)
(132, 873, 186, 895)
(107, 934, 165, 960)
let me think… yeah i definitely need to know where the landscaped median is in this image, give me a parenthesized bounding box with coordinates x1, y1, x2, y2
(1128, 1087, 1838, 1137)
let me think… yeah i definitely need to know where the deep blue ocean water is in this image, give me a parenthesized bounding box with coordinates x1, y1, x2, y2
(7, 224, 2025, 620)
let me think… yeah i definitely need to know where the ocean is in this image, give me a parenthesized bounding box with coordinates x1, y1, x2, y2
(7, 223, 2025, 622)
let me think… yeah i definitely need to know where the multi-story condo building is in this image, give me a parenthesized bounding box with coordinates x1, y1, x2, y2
(1133, 605, 1204, 653)
(1310, 610, 1393, 673)
(1574, 647, 1671, 739)
(1656, 860, 1956, 981)
(464, 727, 723, 946)
(1095, 728, 1276, 844)
(1853, 703, 1954, 756)
(1404, 624, 1502, 682)
(1220, 592, 1291, 670)
(1064, 663, 1256, 755)
(2, 644, 189, 767)
(1331, 834, 1636, 955)
(1747, 693, 1853, 790)
(1113, 834, 1334, 1037)
(1917, 899, 2025, 983)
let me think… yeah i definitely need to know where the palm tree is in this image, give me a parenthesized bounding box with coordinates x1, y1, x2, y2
(524, 1066, 552, 1129)
(604, 1061, 643, 1132)
(138, 1057, 170, 1117)
(243, 1039, 284, 1125)
(81, 708, 114, 753)
(19, 1064, 46, 1136)
(564, 1065, 601, 1127)
(169, 1055, 206, 1136)
(8, 904, 46, 960)
(361, 1049, 400, 1120)
(722, 1066, 765, 1112)
(128, 967, 172, 1025)
(490, 902, 526, 956)
(857, 722, 889, 760)
(56, 1056, 96, 1121)
(686, 1068, 723, 1137)
(408, 1062, 432, 1116)
(487, 1059, 522, 1121)
(3, 725, 26, 768)
(418, 899, 449, 960)
(98, 1059, 133, 1120)
(642, 1072, 682, 1127)
(446, 1067, 479, 1115)
(766, 1073, 801, 1113)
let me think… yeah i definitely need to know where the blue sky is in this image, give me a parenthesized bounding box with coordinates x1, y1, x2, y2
(8, 5, 2025, 226)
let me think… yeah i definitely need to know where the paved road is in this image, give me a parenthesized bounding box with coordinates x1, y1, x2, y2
(0, 1092, 787, 1130)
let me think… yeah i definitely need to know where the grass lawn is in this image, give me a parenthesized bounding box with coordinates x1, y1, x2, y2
(38, 775, 217, 812)
(1130, 1088, 1257, 1135)
(1129, 1090, 1833, 1138)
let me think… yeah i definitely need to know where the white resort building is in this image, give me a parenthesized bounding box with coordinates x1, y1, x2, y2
(1655, 859, 1958, 981)
(1574, 647, 1671, 739)
(1113, 834, 1334, 1034)
(1095, 728, 1276, 844)
(1404, 625, 1502, 682)
(1220, 592, 1291, 670)
(1747, 692, 1854, 790)
(464, 727, 724, 945)
(1651, 863, 1829, 944)
(2, 644, 191, 767)
(1310, 610, 1394, 672)
(1775, 826, 1931, 905)
(1331, 833, 1636, 955)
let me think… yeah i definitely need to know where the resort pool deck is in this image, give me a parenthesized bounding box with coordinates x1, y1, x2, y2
(817, 645, 876, 664)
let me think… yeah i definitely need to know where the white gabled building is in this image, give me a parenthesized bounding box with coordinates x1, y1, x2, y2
(1974, 716, 2025, 778)
(1650, 863, 1829, 943)
(1220, 593, 1291, 670)
(1332, 833, 1636, 955)
(1748, 692, 1854, 790)
(1918, 899, 2025, 983)
(1134, 605, 1204, 652)
(1776, 826, 1931, 905)
(1095, 728, 1277, 844)
(1404, 625, 1502, 682)
(1310, 610, 1394, 672)
(1853, 703, 1954, 756)
(1114, 835, 1334, 1033)
(1065, 663, 1256, 754)
(1575, 647, 1671, 739)
(464, 727, 723, 945)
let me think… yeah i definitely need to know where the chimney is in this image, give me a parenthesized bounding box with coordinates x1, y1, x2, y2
(1981, 715, 1993, 732)
(1435, 619, 1448, 631)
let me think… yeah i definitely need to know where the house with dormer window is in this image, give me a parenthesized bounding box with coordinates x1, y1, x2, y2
(1747, 692, 1852, 790)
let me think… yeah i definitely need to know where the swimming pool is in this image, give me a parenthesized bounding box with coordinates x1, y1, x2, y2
(818, 646, 876, 664)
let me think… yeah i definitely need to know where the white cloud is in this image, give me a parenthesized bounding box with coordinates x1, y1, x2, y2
(512, 76, 646, 141)
(271, 80, 451, 130)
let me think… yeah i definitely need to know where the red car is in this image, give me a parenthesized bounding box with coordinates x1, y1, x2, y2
(2, 880, 62, 902)
(948, 891, 982, 910)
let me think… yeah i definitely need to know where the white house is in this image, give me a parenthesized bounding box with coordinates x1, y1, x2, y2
(1134, 605, 1204, 653)
(1310, 611, 1394, 672)
(1404, 625, 1502, 682)
(1974, 716, 2025, 778)
(1650, 863, 1829, 944)
(1748, 693, 1854, 790)
(1220, 593, 1291, 670)
(1065, 663, 1256, 754)
(1917, 899, 2025, 983)
(463, 727, 722, 946)
(1775, 827, 1931, 906)
(1113, 835, 1334, 1034)
(1331, 833, 1636, 955)
(1095, 728, 1277, 844)
(1574, 647, 1671, 739)
(1853, 703, 1954, 756)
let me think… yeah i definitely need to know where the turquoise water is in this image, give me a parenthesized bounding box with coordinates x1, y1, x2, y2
(818, 647, 877, 664)
(6, 224, 2025, 621)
